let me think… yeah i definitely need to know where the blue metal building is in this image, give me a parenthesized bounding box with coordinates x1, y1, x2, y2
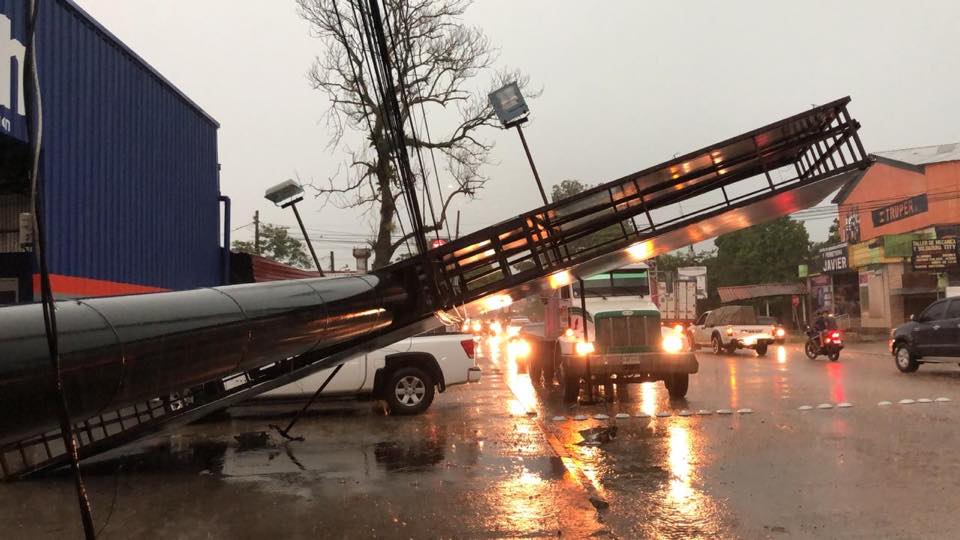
(0, 0, 224, 303)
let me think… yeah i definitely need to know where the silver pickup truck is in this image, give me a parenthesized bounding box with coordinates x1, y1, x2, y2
(689, 305, 775, 357)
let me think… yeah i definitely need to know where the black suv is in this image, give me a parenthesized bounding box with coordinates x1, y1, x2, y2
(890, 297, 960, 372)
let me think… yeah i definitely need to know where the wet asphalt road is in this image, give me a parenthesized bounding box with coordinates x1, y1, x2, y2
(1, 340, 959, 539)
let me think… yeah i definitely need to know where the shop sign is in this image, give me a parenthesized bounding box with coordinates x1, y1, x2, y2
(816, 243, 849, 273)
(911, 238, 958, 271)
(871, 194, 927, 227)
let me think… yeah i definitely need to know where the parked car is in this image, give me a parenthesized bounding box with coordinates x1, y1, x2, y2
(256, 332, 481, 414)
(689, 305, 775, 356)
(890, 297, 960, 373)
(758, 316, 787, 344)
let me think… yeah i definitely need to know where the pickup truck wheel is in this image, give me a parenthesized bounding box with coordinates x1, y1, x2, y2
(711, 335, 723, 355)
(559, 362, 580, 404)
(664, 373, 689, 400)
(384, 367, 435, 415)
(894, 344, 919, 373)
(755, 344, 768, 357)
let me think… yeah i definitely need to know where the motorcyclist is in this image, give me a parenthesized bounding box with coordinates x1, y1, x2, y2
(811, 311, 837, 345)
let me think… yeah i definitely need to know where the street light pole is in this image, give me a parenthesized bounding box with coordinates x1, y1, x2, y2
(488, 82, 550, 207)
(282, 197, 323, 275)
(514, 120, 549, 206)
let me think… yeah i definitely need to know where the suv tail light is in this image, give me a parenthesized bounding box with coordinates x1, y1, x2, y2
(460, 338, 476, 359)
(830, 331, 841, 339)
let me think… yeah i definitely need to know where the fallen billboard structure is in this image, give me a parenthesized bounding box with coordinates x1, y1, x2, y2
(0, 97, 869, 478)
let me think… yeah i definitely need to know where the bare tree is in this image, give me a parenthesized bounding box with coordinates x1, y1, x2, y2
(297, 0, 535, 268)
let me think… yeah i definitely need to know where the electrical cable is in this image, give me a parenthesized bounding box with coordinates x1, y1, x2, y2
(334, 0, 414, 258)
(24, 1, 96, 537)
(381, 4, 442, 242)
(346, 0, 418, 257)
(360, 0, 430, 256)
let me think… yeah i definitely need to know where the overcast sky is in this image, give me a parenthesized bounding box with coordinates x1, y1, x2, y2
(76, 0, 960, 270)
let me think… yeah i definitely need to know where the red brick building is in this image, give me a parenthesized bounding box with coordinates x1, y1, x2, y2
(809, 143, 960, 331)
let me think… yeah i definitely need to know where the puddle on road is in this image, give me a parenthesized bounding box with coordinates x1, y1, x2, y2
(495, 350, 732, 538)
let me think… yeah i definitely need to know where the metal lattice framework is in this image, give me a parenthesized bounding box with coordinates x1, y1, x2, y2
(0, 97, 868, 479)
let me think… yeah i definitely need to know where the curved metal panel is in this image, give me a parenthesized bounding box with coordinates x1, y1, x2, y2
(0, 301, 123, 446)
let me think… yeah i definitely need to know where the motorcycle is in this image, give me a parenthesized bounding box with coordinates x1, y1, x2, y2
(804, 328, 843, 361)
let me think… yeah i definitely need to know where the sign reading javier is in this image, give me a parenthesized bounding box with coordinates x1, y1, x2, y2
(816, 243, 849, 273)
(872, 194, 928, 227)
(912, 238, 959, 271)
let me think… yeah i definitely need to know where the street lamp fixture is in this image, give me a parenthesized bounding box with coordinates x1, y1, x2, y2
(264, 180, 324, 275)
(488, 82, 548, 206)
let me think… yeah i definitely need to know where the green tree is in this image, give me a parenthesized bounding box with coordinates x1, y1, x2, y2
(712, 217, 809, 288)
(549, 179, 631, 257)
(551, 179, 589, 203)
(232, 223, 313, 269)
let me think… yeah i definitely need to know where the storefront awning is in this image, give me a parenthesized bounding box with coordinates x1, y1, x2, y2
(890, 287, 939, 296)
(718, 282, 807, 303)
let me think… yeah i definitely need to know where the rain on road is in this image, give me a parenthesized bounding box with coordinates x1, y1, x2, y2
(1, 341, 959, 539)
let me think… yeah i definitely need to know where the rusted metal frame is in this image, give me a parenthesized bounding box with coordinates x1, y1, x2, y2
(16, 442, 28, 470)
(819, 137, 838, 170)
(751, 136, 776, 190)
(519, 218, 544, 272)
(799, 132, 851, 180)
(534, 134, 806, 238)
(839, 106, 867, 160)
(609, 186, 631, 241)
(530, 98, 851, 219)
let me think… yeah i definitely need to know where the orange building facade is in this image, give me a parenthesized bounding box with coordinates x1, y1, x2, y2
(808, 144, 960, 332)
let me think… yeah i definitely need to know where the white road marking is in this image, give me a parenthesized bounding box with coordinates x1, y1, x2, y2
(898, 399, 915, 405)
(593, 413, 610, 420)
(837, 402, 853, 408)
(817, 403, 833, 409)
(916, 398, 932, 403)
(552, 416, 566, 421)
(697, 409, 713, 415)
(936, 397, 952, 402)
(615, 413, 630, 419)
(573, 414, 589, 420)
(737, 408, 754, 414)
(678, 410, 693, 416)
(798, 405, 813, 411)
(878, 401, 893, 406)
(717, 409, 733, 415)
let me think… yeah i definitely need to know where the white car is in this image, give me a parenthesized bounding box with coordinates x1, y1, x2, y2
(258, 332, 481, 414)
(689, 306, 775, 357)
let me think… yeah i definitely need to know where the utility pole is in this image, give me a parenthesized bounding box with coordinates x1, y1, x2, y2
(253, 211, 261, 255)
(329, 251, 334, 273)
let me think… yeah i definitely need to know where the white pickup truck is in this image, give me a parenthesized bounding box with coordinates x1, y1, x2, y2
(258, 332, 481, 414)
(688, 305, 775, 357)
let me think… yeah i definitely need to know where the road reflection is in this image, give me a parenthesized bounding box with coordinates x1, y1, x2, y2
(827, 361, 846, 403)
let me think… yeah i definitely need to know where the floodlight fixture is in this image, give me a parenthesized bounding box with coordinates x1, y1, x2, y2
(265, 179, 305, 208)
(263, 179, 323, 275)
(488, 82, 530, 128)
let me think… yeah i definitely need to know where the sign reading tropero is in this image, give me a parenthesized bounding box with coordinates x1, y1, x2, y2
(871, 194, 928, 227)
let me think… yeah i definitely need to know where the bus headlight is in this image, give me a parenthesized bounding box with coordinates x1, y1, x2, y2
(575, 341, 595, 357)
(662, 334, 684, 354)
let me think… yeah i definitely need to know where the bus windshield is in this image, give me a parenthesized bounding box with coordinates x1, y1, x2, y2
(574, 269, 649, 298)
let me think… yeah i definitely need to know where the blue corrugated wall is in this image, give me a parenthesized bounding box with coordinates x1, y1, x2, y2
(0, 0, 221, 292)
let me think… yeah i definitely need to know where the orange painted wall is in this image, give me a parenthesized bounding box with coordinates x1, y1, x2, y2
(838, 161, 960, 242)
